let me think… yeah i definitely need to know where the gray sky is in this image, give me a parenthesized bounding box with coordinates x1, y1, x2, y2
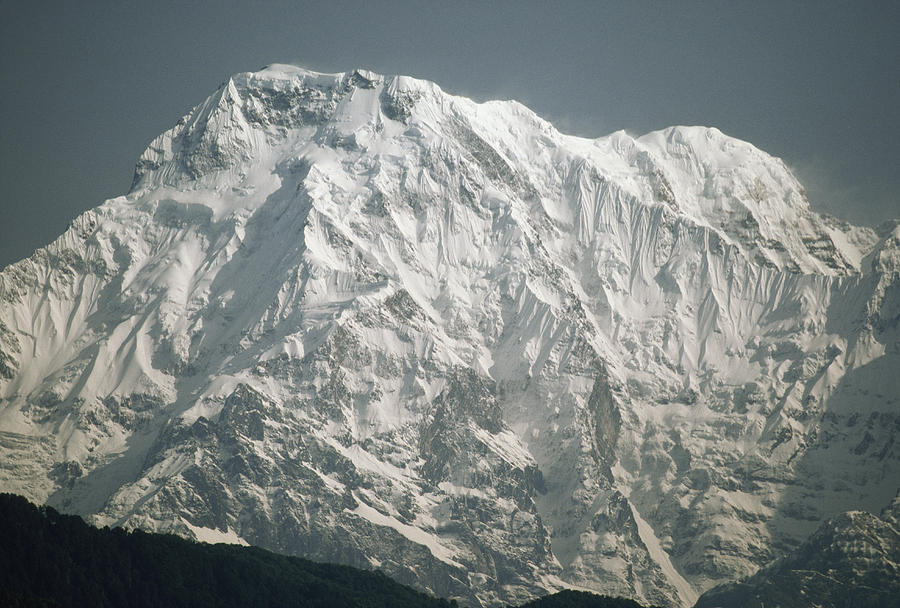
(1, 1, 898, 269)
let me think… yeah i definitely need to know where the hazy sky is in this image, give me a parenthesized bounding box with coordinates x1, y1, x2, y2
(1, 1, 898, 268)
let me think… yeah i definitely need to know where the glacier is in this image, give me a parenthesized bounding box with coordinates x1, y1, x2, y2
(1, 64, 898, 607)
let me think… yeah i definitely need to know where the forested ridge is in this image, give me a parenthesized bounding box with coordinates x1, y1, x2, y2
(0, 494, 652, 607)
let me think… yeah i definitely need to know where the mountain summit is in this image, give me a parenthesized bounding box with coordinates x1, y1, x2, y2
(1, 65, 898, 607)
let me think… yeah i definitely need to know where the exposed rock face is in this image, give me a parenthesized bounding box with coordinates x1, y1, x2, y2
(1, 65, 898, 607)
(695, 495, 900, 607)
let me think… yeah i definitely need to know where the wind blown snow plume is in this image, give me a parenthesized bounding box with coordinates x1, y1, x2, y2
(1, 65, 898, 607)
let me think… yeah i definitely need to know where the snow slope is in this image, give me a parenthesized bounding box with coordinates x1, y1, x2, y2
(1, 65, 898, 607)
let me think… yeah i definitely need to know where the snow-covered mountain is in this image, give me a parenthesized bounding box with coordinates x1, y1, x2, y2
(1, 65, 898, 607)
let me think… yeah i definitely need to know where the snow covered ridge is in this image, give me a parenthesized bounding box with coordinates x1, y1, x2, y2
(695, 496, 900, 607)
(0, 64, 898, 607)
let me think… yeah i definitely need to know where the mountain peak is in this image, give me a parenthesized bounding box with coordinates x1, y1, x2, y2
(128, 65, 875, 277)
(2, 65, 898, 608)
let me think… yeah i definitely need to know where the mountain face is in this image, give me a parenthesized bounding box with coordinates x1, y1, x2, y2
(0, 65, 898, 607)
(695, 496, 900, 608)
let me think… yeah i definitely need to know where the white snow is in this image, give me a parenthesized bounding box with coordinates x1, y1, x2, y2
(629, 501, 698, 606)
(182, 520, 249, 546)
(348, 493, 463, 568)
